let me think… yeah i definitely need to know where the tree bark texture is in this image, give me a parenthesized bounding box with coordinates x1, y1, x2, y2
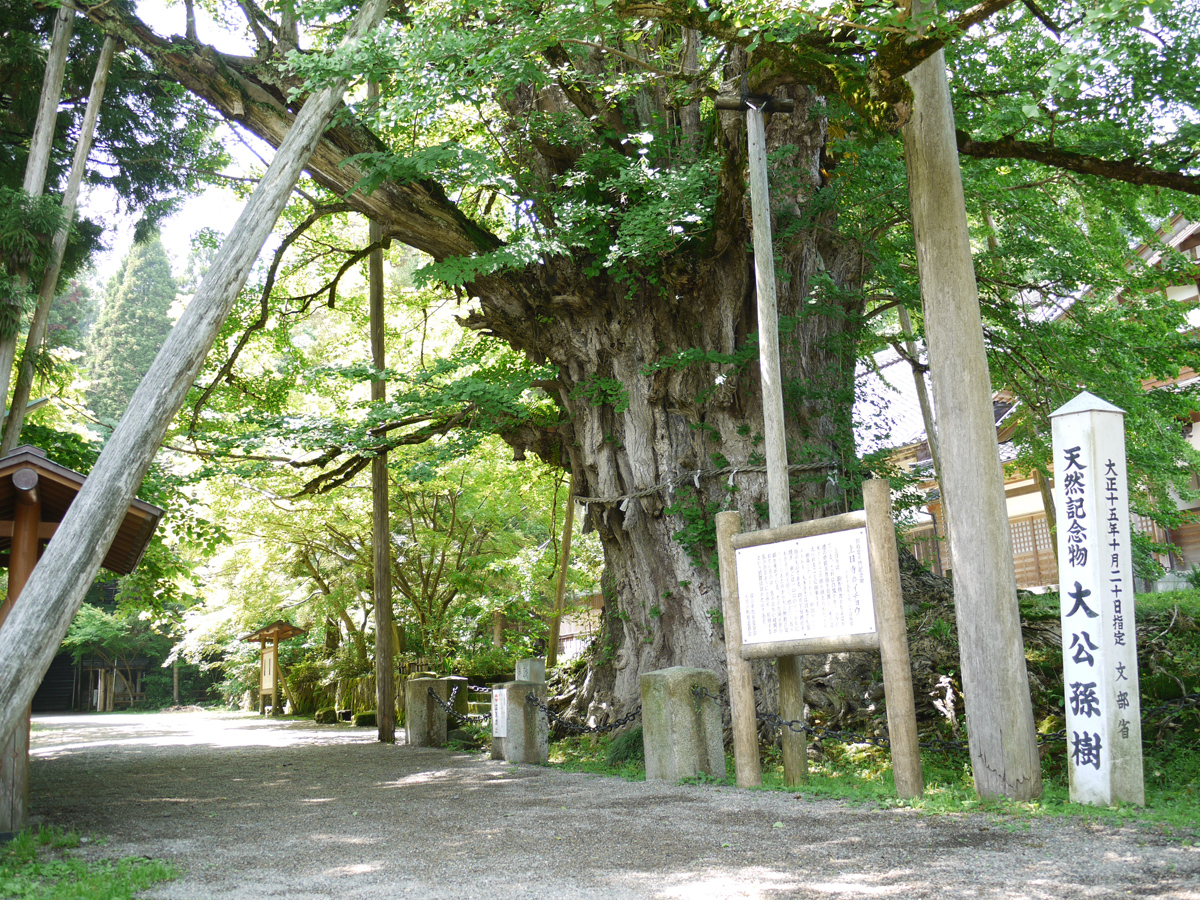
(0, 6, 75, 412)
(494, 85, 862, 714)
(901, 45, 1041, 799)
(2, 36, 118, 456)
(76, 11, 864, 716)
(0, 0, 391, 746)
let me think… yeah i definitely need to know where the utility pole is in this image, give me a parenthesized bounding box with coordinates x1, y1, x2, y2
(369, 78, 395, 744)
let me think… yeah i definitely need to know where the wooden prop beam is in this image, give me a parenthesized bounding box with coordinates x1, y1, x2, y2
(901, 0, 1040, 800)
(0, 0, 392, 748)
(0, 468, 41, 834)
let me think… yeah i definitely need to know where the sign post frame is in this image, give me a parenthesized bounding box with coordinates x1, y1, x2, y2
(716, 478, 923, 798)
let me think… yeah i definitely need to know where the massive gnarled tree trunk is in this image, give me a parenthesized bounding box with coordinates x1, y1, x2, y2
(467, 85, 863, 714)
(83, 7, 863, 714)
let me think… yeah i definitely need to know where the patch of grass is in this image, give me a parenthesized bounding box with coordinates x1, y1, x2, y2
(0, 827, 176, 899)
(752, 736, 1200, 840)
(541, 589, 1200, 840)
(1133, 588, 1200, 616)
(550, 733, 646, 780)
(605, 725, 645, 766)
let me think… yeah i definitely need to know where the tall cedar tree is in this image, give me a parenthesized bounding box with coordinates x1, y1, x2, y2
(87, 234, 176, 423)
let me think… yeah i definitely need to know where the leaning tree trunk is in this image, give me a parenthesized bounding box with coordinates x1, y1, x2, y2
(0, 0, 391, 747)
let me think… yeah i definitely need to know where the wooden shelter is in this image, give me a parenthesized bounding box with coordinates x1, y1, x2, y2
(243, 620, 306, 715)
(0, 444, 162, 837)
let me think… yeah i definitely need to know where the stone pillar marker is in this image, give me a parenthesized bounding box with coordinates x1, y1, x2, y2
(404, 677, 449, 748)
(641, 667, 725, 783)
(515, 658, 545, 684)
(1050, 391, 1144, 806)
(491, 681, 548, 764)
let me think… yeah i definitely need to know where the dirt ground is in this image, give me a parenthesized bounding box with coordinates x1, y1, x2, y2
(26, 710, 1200, 899)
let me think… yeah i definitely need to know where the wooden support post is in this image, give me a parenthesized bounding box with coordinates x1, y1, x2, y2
(367, 113, 396, 743)
(715, 510, 762, 787)
(0, 6, 74, 413)
(2, 36, 118, 454)
(0, 467, 40, 834)
(862, 479, 923, 798)
(901, 5, 1041, 799)
(745, 103, 806, 784)
(0, 0, 392, 748)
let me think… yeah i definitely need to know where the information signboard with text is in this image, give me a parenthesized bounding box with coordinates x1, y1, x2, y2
(734, 526, 876, 645)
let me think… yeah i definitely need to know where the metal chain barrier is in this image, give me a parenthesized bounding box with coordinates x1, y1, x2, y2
(427, 685, 492, 725)
(526, 692, 642, 734)
(690, 685, 1200, 756)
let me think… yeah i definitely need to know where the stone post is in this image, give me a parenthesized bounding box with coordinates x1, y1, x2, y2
(1050, 391, 1145, 806)
(439, 675, 469, 719)
(404, 677, 449, 747)
(641, 667, 725, 783)
(515, 658, 545, 684)
(491, 681, 548, 764)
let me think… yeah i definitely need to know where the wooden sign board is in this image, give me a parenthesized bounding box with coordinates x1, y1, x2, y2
(261, 644, 277, 692)
(730, 510, 883, 659)
(716, 480, 923, 798)
(734, 525, 875, 649)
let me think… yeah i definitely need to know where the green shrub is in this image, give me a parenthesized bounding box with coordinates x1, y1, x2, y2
(314, 707, 338, 725)
(353, 710, 377, 728)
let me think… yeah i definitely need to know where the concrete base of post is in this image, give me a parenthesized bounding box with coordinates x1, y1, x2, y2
(404, 677, 449, 747)
(491, 682, 548, 764)
(641, 667, 725, 783)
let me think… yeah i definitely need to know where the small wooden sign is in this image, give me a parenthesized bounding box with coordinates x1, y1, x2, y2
(261, 644, 276, 692)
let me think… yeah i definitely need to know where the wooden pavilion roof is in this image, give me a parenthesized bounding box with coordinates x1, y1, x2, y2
(242, 620, 307, 643)
(0, 445, 163, 575)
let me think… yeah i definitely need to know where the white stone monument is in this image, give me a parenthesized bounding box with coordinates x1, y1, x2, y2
(1050, 391, 1144, 806)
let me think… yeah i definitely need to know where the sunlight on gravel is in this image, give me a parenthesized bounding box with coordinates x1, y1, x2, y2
(32, 711, 370, 758)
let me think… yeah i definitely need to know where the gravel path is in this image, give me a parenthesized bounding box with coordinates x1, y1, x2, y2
(28, 710, 1200, 899)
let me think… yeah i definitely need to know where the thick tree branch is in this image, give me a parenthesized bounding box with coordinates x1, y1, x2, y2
(869, 0, 1022, 83)
(292, 406, 478, 496)
(957, 132, 1200, 197)
(77, 1, 502, 262)
(542, 44, 633, 156)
